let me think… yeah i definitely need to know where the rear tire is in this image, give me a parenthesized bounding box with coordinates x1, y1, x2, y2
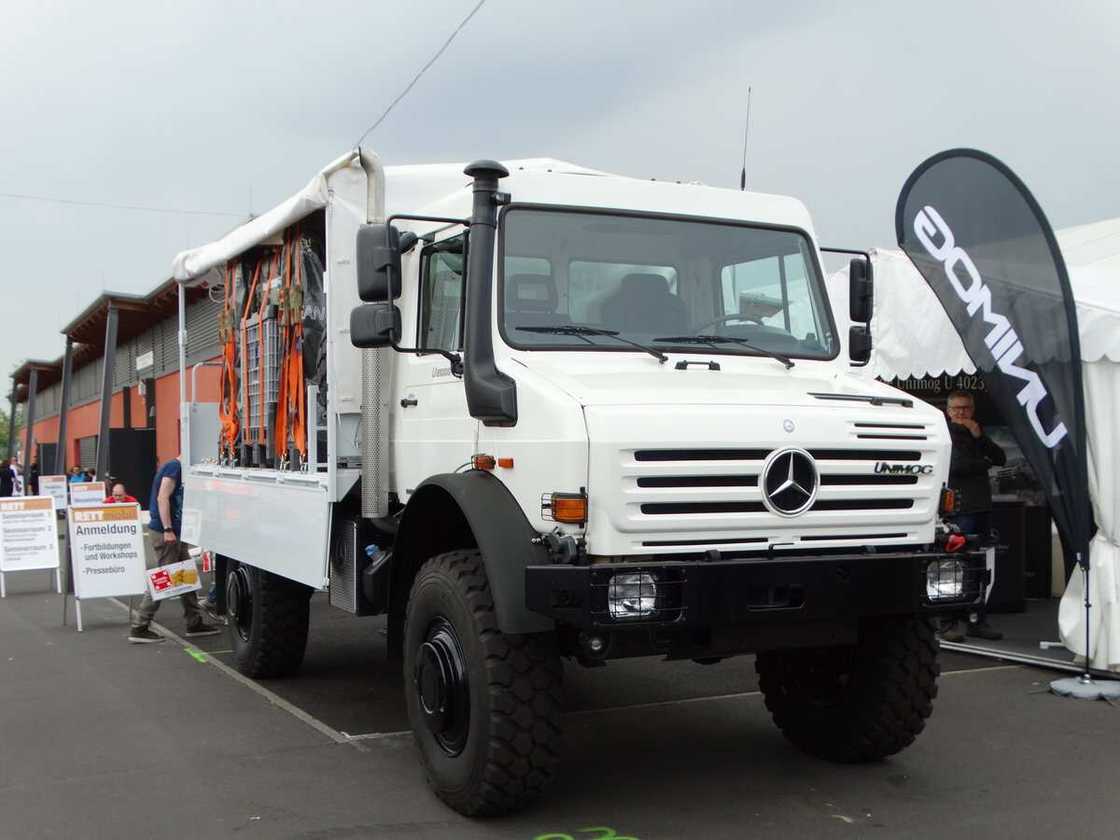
(756, 616, 939, 762)
(226, 562, 312, 678)
(404, 549, 563, 816)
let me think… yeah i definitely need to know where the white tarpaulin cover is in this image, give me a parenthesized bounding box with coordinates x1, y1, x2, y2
(171, 150, 369, 282)
(172, 155, 601, 283)
(828, 218, 1120, 671)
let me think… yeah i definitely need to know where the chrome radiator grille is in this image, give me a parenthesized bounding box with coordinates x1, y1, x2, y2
(617, 419, 938, 553)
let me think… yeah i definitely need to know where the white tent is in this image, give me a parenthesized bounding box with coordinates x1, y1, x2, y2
(827, 219, 1120, 672)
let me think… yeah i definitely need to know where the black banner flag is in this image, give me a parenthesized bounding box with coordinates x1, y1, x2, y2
(896, 149, 1091, 567)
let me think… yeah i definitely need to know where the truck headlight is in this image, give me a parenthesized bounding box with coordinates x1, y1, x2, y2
(607, 572, 657, 619)
(926, 559, 965, 601)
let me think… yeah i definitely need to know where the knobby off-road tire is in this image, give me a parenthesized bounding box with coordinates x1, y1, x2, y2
(404, 550, 563, 817)
(756, 616, 939, 762)
(226, 562, 312, 679)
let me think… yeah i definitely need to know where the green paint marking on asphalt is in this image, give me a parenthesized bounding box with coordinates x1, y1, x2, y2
(533, 828, 639, 840)
(185, 647, 208, 663)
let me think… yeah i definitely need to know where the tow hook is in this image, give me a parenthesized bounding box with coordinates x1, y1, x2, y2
(538, 530, 582, 564)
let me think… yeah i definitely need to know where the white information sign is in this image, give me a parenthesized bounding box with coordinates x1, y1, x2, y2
(40, 475, 69, 510)
(70, 481, 105, 508)
(68, 503, 148, 599)
(0, 496, 60, 573)
(180, 508, 201, 547)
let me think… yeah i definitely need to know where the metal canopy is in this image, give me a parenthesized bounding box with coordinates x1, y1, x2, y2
(11, 360, 61, 402)
(59, 279, 208, 350)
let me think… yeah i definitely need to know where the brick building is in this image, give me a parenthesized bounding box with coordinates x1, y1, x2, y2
(9, 279, 223, 496)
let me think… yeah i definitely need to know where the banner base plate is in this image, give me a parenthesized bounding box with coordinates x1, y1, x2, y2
(1050, 675, 1120, 700)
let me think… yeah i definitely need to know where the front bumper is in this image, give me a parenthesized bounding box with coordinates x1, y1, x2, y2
(525, 549, 987, 629)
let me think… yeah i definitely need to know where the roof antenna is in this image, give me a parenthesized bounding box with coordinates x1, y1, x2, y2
(739, 85, 752, 191)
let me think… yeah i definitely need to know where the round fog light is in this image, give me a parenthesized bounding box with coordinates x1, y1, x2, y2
(608, 572, 657, 619)
(926, 559, 965, 601)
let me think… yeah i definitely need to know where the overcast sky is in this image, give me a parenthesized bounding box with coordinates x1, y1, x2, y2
(2, 0, 1117, 380)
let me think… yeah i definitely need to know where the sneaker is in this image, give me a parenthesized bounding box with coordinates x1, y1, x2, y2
(940, 620, 966, 643)
(967, 620, 1003, 641)
(184, 621, 223, 638)
(198, 600, 227, 624)
(129, 627, 166, 644)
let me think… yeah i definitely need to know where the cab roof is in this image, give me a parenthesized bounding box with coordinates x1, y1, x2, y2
(391, 158, 816, 235)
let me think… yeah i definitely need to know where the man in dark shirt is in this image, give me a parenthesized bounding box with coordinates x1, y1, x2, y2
(942, 390, 1006, 642)
(128, 455, 220, 643)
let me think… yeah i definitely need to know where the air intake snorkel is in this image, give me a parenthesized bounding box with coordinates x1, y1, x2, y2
(462, 160, 517, 426)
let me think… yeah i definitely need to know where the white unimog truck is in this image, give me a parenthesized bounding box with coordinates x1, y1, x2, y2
(173, 150, 987, 816)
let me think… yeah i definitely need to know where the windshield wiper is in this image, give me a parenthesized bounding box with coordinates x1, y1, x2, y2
(653, 334, 795, 369)
(516, 324, 668, 363)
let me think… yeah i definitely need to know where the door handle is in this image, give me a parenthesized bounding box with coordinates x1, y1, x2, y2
(400, 397, 418, 408)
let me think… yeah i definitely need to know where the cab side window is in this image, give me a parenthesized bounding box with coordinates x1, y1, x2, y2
(418, 235, 466, 351)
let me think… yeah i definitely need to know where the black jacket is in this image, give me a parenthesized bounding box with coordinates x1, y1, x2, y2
(948, 422, 1007, 514)
(0, 468, 12, 497)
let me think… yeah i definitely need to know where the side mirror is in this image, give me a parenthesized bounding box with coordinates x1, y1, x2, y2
(356, 224, 402, 302)
(849, 257, 873, 323)
(350, 303, 401, 348)
(849, 324, 872, 364)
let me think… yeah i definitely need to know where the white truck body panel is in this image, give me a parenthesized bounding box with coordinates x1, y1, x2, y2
(184, 467, 331, 589)
(177, 153, 381, 579)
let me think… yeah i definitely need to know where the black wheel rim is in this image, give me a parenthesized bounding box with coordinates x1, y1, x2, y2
(226, 566, 253, 643)
(414, 616, 470, 756)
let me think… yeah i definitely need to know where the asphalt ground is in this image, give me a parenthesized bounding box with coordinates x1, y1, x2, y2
(2, 571, 1119, 840)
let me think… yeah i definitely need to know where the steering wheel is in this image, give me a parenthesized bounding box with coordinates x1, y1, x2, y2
(692, 312, 765, 333)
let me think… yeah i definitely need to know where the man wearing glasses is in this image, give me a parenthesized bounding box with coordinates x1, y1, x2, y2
(942, 389, 1007, 642)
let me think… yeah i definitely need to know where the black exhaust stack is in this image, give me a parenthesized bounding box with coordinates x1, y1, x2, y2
(463, 160, 517, 426)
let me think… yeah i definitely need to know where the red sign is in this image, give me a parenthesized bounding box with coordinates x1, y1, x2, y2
(149, 568, 173, 592)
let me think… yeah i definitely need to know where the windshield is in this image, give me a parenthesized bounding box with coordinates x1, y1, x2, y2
(500, 208, 837, 360)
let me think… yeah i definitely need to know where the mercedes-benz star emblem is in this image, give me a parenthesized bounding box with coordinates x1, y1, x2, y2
(782, 419, 795, 433)
(761, 448, 818, 516)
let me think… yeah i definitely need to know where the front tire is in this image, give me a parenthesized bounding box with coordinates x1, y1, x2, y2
(756, 616, 939, 762)
(404, 550, 563, 816)
(226, 562, 312, 678)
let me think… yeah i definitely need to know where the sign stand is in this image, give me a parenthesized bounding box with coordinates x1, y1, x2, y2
(66, 502, 147, 632)
(60, 527, 87, 632)
(0, 568, 61, 598)
(0, 496, 62, 598)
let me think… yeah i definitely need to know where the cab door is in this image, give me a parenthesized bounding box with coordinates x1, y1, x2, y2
(393, 233, 477, 497)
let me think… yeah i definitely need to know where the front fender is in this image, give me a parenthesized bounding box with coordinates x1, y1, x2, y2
(394, 471, 554, 634)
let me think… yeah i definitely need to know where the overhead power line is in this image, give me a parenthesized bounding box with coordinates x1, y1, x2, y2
(353, 0, 487, 149)
(0, 190, 245, 218)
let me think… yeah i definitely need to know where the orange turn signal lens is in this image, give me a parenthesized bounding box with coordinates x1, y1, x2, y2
(497, 457, 514, 469)
(939, 487, 957, 515)
(472, 454, 496, 471)
(550, 493, 587, 524)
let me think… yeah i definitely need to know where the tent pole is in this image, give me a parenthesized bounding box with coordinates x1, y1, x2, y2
(1080, 552, 1092, 684)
